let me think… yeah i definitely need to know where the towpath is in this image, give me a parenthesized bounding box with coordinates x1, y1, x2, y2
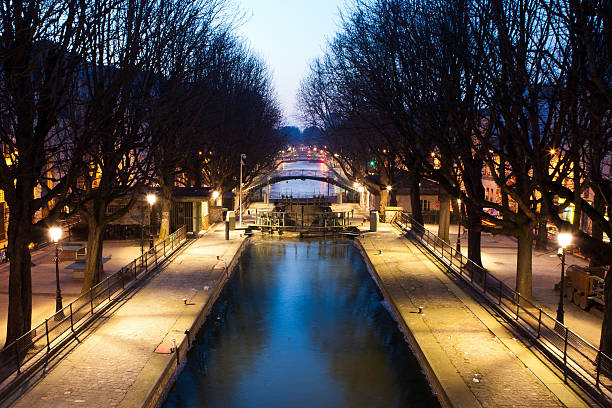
(358, 223, 590, 408)
(5, 225, 246, 408)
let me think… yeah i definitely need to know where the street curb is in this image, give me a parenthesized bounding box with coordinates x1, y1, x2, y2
(133, 237, 249, 408)
(355, 237, 480, 408)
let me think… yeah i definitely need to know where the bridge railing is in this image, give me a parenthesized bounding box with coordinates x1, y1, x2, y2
(394, 211, 612, 406)
(252, 210, 353, 230)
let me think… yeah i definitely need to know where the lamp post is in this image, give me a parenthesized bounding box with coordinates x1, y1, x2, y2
(556, 232, 572, 324)
(146, 194, 157, 249)
(455, 198, 462, 256)
(49, 226, 63, 317)
(239, 153, 246, 227)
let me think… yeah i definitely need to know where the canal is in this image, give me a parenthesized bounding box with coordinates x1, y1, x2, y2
(163, 238, 438, 407)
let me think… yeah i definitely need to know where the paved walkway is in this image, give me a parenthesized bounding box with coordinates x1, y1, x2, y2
(6, 225, 245, 408)
(425, 224, 601, 348)
(0, 241, 142, 347)
(359, 224, 589, 408)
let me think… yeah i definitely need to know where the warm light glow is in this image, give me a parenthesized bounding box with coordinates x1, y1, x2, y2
(558, 232, 572, 248)
(430, 151, 436, 157)
(146, 194, 157, 206)
(353, 182, 359, 188)
(358, 186, 365, 193)
(549, 148, 556, 155)
(49, 227, 62, 243)
(212, 191, 220, 200)
(386, 185, 392, 191)
(457, 198, 461, 205)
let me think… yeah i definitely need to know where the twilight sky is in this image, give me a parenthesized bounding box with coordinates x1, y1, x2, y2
(234, 0, 347, 126)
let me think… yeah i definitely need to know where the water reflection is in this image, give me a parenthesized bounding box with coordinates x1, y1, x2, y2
(164, 239, 439, 408)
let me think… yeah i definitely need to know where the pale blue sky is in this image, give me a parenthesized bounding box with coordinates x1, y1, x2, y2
(234, 0, 347, 126)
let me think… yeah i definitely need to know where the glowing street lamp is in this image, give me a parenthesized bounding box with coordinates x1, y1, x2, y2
(49, 226, 64, 317)
(212, 190, 220, 200)
(556, 231, 572, 324)
(455, 198, 462, 256)
(386, 185, 392, 191)
(146, 194, 156, 249)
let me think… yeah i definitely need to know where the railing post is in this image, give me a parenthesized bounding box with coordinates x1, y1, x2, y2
(45, 319, 50, 354)
(516, 295, 520, 320)
(563, 328, 569, 383)
(537, 309, 542, 338)
(499, 281, 503, 305)
(164, 239, 166, 257)
(70, 303, 74, 332)
(483, 271, 487, 294)
(596, 351, 602, 387)
(90, 289, 94, 315)
(107, 279, 111, 301)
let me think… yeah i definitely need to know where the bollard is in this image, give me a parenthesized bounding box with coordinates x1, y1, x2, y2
(225, 220, 230, 240)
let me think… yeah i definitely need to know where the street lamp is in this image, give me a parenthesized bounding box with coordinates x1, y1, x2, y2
(49, 226, 63, 317)
(239, 154, 246, 227)
(455, 198, 462, 256)
(212, 190, 220, 201)
(146, 194, 156, 249)
(386, 185, 392, 191)
(556, 231, 572, 324)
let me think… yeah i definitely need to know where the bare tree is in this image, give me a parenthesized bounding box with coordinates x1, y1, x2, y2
(0, 0, 91, 345)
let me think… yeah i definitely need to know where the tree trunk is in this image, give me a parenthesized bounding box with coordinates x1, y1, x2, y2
(380, 189, 389, 213)
(410, 173, 423, 226)
(4, 217, 33, 347)
(158, 183, 172, 241)
(466, 202, 483, 267)
(438, 194, 450, 243)
(82, 208, 106, 292)
(535, 221, 548, 250)
(389, 190, 398, 206)
(599, 266, 612, 370)
(515, 224, 533, 299)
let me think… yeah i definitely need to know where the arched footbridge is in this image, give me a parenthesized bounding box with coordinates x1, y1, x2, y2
(246, 169, 357, 193)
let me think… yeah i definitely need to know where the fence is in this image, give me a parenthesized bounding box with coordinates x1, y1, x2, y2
(394, 211, 612, 406)
(0, 225, 187, 394)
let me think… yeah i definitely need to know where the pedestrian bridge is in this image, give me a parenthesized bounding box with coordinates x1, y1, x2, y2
(246, 169, 356, 193)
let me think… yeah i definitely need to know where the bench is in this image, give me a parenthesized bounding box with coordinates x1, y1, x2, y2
(67, 256, 112, 279)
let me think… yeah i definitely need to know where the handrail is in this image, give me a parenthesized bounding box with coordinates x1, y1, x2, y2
(394, 211, 612, 406)
(0, 225, 187, 394)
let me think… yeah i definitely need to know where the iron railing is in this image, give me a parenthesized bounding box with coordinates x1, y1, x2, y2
(394, 211, 611, 406)
(0, 225, 187, 393)
(252, 210, 354, 231)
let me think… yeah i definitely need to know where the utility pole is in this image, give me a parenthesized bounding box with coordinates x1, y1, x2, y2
(240, 153, 246, 227)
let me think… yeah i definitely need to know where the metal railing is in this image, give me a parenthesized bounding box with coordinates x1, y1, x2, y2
(394, 211, 612, 406)
(252, 210, 354, 231)
(0, 225, 187, 393)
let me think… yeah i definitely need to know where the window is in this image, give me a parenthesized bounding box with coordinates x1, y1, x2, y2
(421, 199, 430, 212)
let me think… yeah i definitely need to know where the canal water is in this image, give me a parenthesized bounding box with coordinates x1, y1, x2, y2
(163, 238, 438, 408)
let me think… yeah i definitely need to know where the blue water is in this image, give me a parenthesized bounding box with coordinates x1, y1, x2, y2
(163, 239, 439, 408)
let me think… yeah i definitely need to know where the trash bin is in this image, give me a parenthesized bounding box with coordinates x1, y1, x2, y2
(370, 210, 378, 232)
